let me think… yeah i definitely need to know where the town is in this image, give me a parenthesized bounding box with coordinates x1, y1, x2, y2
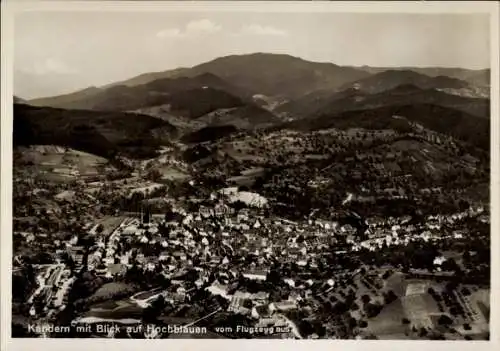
(12, 149, 490, 340)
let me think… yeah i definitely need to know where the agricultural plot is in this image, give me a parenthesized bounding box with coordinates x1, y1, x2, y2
(157, 166, 189, 181)
(84, 298, 143, 321)
(91, 282, 138, 300)
(366, 299, 408, 338)
(91, 216, 127, 237)
(17, 145, 112, 182)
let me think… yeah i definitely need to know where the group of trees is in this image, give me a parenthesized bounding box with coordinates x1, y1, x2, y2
(12, 264, 36, 303)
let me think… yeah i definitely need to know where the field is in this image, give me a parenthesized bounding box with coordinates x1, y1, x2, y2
(90, 282, 138, 300)
(83, 298, 144, 320)
(14, 103, 177, 159)
(129, 183, 165, 196)
(157, 166, 189, 181)
(91, 216, 127, 237)
(227, 167, 266, 186)
(15, 145, 113, 182)
(366, 299, 408, 338)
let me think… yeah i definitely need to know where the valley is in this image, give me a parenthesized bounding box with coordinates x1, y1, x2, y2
(12, 52, 491, 340)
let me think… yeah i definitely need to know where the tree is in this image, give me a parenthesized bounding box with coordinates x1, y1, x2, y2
(458, 199, 470, 211)
(146, 169, 162, 182)
(298, 320, 314, 338)
(358, 320, 368, 328)
(419, 327, 428, 338)
(384, 290, 397, 305)
(350, 302, 360, 311)
(441, 258, 460, 273)
(348, 317, 358, 330)
(382, 270, 392, 280)
(364, 303, 382, 318)
(143, 295, 166, 323)
(332, 301, 348, 314)
(95, 224, 104, 234)
(461, 287, 471, 296)
(428, 331, 446, 340)
(361, 294, 371, 305)
(253, 177, 265, 190)
(445, 282, 458, 292)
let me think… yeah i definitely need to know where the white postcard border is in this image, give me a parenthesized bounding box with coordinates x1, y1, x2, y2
(1, 1, 499, 351)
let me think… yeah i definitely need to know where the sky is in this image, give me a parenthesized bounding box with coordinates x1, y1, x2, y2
(13, 11, 490, 99)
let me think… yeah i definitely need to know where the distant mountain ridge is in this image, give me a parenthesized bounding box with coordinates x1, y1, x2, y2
(27, 68, 281, 131)
(277, 83, 489, 120)
(29, 73, 248, 111)
(316, 84, 489, 119)
(13, 96, 28, 104)
(182, 53, 372, 98)
(180, 125, 238, 144)
(26, 53, 373, 106)
(16, 53, 490, 158)
(354, 66, 490, 87)
(339, 69, 471, 94)
(103, 67, 190, 89)
(30, 86, 103, 109)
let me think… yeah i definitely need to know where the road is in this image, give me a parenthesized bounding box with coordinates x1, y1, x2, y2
(182, 307, 223, 328)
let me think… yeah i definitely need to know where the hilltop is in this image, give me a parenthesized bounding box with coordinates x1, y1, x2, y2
(283, 103, 489, 150)
(14, 103, 177, 159)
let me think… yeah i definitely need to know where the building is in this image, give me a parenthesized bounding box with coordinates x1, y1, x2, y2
(269, 300, 298, 313)
(242, 269, 268, 281)
(229, 295, 252, 315)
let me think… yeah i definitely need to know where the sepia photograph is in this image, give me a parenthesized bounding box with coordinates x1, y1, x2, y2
(1, 0, 498, 348)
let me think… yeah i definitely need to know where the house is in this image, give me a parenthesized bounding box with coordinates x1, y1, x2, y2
(288, 291, 302, 302)
(195, 278, 207, 288)
(269, 300, 297, 312)
(172, 251, 187, 261)
(256, 318, 276, 328)
(242, 269, 268, 281)
(229, 295, 252, 315)
(251, 304, 272, 319)
(146, 262, 156, 271)
(215, 204, 231, 217)
(297, 260, 308, 267)
(250, 291, 270, 303)
(159, 251, 170, 261)
(433, 256, 446, 266)
(105, 263, 127, 278)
